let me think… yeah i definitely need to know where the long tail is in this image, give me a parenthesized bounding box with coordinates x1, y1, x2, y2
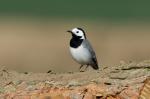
(91, 58, 99, 70)
(92, 63, 99, 70)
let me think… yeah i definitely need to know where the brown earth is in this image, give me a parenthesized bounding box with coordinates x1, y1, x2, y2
(0, 60, 150, 99)
(0, 18, 150, 99)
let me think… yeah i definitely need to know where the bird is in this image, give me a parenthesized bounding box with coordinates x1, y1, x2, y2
(67, 27, 99, 71)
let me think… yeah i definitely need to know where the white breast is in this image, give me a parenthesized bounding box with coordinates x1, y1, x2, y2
(70, 45, 92, 65)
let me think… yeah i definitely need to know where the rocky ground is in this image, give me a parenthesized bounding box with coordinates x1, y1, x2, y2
(0, 60, 150, 99)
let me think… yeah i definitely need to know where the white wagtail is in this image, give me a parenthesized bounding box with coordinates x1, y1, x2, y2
(67, 27, 99, 71)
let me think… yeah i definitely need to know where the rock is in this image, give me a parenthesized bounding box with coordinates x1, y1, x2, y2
(26, 85, 37, 91)
(109, 71, 128, 80)
(4, 85, 16, 93)
(0, 60, 150, 99)
(69, 93, 83, 99)
(12, 80, 22, 85)
(119, 87, 139, 99)
(27, 81, 37, 85)
(0, 87, 4, 93)
(66, 80, 81, 88)
(139, 78, 150, 99)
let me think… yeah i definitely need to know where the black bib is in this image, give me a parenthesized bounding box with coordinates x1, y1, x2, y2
(70, 34, 83, 48)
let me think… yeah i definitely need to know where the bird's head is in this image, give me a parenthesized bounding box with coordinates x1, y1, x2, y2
(67, 27, 86, 39)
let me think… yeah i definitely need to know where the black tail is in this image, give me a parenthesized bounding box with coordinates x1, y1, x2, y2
(91, 58, 99, 70)
(92, 63, 99, 70)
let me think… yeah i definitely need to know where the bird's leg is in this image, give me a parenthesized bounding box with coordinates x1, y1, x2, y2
(84, 65, 89, 71)
(79, 65, 84, 69)
(79, 65, 84, 72)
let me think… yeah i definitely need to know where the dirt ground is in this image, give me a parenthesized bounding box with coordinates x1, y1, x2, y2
(0, 19, 150, 99)
(0, 60, 150, 99)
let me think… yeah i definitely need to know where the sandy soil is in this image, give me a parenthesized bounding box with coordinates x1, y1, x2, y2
(0, 18, 150, 99)
(0, 60, 150, 99)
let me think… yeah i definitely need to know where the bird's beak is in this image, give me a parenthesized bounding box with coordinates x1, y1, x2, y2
(67, 30, 72, 33)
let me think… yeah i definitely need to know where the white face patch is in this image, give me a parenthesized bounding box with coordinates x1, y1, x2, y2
(71, 28, 85, 39)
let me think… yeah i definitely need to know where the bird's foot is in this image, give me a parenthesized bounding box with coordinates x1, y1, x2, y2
(79, 65, 85, 72)
(79, 65, 89, 72)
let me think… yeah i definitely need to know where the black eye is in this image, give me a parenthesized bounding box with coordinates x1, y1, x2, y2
(76, 31, 79, 33)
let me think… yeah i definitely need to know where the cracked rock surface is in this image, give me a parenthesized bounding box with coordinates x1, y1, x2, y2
(0, 60, 150, 99)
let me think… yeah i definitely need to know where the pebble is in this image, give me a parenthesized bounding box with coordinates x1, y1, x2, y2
(4, 85, 16, 93)
(0, 87, 4, 93)
(66, 81, 81, 88)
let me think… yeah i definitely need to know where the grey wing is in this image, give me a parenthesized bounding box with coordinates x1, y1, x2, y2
(82, 40, 99, 69)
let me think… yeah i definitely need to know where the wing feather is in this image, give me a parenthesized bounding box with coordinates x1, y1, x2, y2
(82, 39, 99, 69)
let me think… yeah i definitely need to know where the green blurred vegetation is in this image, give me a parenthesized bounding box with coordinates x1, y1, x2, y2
(0, 0, 150, 20)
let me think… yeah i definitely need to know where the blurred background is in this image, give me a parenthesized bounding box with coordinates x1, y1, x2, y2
(0, 0, 150, 72)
